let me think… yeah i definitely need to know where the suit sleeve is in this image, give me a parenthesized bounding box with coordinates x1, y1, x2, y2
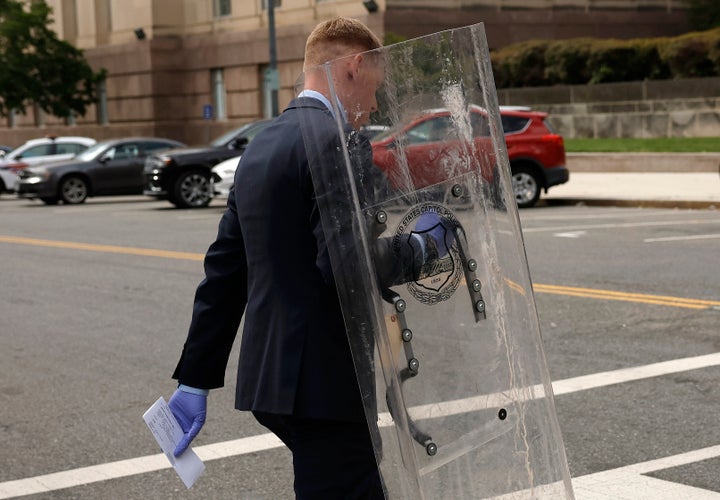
(172, 190, 248, 389)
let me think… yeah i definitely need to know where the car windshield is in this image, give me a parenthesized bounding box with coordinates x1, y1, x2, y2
(371, 123, 403, 143)
(210, 122, 258, 147)
(75, 141, 113, 162)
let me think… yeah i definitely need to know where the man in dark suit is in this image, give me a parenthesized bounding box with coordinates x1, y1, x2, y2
(168, 17, 390, 499)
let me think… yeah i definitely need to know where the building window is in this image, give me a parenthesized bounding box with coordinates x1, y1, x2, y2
(214, 0, 231, 17)
(212, 69, 227, 121)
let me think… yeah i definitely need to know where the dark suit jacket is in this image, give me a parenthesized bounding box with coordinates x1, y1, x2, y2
(174, 98, 369, 422)
(173, 97, 424, 423)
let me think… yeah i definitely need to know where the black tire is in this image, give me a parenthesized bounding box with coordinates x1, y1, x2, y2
(40, 197, 59, 205)
(171, 170, 211, 208)
(59, 175, 88, 204)
(511, 165, 541, 208)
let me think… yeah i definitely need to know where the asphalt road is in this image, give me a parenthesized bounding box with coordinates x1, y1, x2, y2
(0, 194, 718, 499)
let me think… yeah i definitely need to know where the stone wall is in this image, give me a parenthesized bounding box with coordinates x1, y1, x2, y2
(498, 77, 720, 139)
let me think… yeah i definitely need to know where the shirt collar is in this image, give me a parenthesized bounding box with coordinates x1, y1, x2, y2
(297, 89, 348, 123)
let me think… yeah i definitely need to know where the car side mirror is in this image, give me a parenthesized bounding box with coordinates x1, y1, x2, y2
(99, 153, 112, 163)
(229, 137, 249, 150)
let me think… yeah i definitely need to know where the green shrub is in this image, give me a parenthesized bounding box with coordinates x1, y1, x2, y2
(490, 27, 720, 88)
(491, 39, 551, 87)
(544, 38, 593, 85)
(588, 38, 669, 83)
(658, 29, 718, 78)
(709, 35, 720, 74)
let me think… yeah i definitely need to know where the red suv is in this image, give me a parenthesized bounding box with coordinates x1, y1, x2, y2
(371, 105, 567, 208)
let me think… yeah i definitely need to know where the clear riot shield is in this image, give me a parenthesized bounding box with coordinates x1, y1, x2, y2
(298, 23, 574, 499)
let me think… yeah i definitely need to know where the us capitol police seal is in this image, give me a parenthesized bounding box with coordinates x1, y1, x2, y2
(392, 202, 462, 305)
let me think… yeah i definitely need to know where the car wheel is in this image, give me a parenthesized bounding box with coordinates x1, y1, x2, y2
(59, 176, 88, 204)
(511, 165, 541, 208)
(40, 197, 59, 205)
(172, 170, 211, 208)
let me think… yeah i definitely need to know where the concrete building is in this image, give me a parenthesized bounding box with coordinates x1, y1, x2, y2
(1, 0, 692, 146)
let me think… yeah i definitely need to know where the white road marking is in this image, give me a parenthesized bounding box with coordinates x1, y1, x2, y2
(522, 209, 679, 222)
(644, 233, 720, 243)
(522, 219, 720, 233)
(573, 444, 720, 500)
(2, 352, 720, 498)
(554, 231, 587, 238)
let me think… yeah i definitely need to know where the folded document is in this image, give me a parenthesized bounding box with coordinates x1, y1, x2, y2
(143, 397, 205, 488)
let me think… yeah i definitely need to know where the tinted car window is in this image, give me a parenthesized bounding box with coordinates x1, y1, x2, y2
(501, 115, 530, 134)
(142, 141, 177, 154)
(56, 143, 86, 155)
(113, 143, 140, 160)
(20, 144, 54, 157)
(406, 116, 457, 144)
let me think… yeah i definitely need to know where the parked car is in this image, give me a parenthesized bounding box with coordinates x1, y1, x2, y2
(144, 119, 271, 208)
(0, 136, 96, 193)
(210, 156, 241, 199)
(371, 105, 567, 208)
(16, 137, 185, 205)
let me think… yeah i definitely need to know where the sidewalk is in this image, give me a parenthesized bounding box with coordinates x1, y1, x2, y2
(541, 153, 720, 209)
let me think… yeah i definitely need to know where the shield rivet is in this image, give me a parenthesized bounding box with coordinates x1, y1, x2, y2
(408, 358, 419, 372)
(451, 184, 463, 197)
(476, 300, 485, 313)
(472, 279, 482, 292)
(395, 299, 406, 313)
(426, 442, 437, 456)
(498, 408, 507, 420)
(467, 259, 477, 272)
(375, 211, 387, 224)
(402, 329, 413, 342)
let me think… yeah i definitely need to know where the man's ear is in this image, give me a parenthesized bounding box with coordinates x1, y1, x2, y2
(348, 54, 364, 80)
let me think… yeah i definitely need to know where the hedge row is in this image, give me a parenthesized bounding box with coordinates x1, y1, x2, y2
(490, 27, 720, 88)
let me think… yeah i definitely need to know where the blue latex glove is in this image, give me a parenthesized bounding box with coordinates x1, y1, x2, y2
(415, 212, 454, 258)
(168, 386, 207, 457)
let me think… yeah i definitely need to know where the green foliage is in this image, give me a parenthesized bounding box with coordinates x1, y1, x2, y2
(544, 38, 593, 85)
(491, 27, 720, 88)
(588, 38, 669, 83)
(0, 0, 106, 118)
(658, 28, 719, 78)
(491, 39, 551, 88)
(383, 31, 407, 46)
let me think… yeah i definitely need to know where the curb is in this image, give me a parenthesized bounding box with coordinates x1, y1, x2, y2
(567, 153, 720, 173)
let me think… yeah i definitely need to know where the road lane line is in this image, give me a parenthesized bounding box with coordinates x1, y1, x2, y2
(2, 352, 720, 498)
(2, 234, 717, 310)
(0, 235, 204, 261)
(644, 233, 720, 243)
(534, 284, 720, 309)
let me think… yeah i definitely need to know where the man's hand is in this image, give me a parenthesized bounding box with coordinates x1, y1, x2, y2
(415, 212, 454, 258)
(168, 387, 207, 457)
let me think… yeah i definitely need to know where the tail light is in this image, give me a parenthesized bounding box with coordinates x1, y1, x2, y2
(541, 134, 566, 163)
(541, 134, 564, 147)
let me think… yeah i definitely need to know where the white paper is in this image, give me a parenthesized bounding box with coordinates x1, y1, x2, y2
(143, 397, 205, 488)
